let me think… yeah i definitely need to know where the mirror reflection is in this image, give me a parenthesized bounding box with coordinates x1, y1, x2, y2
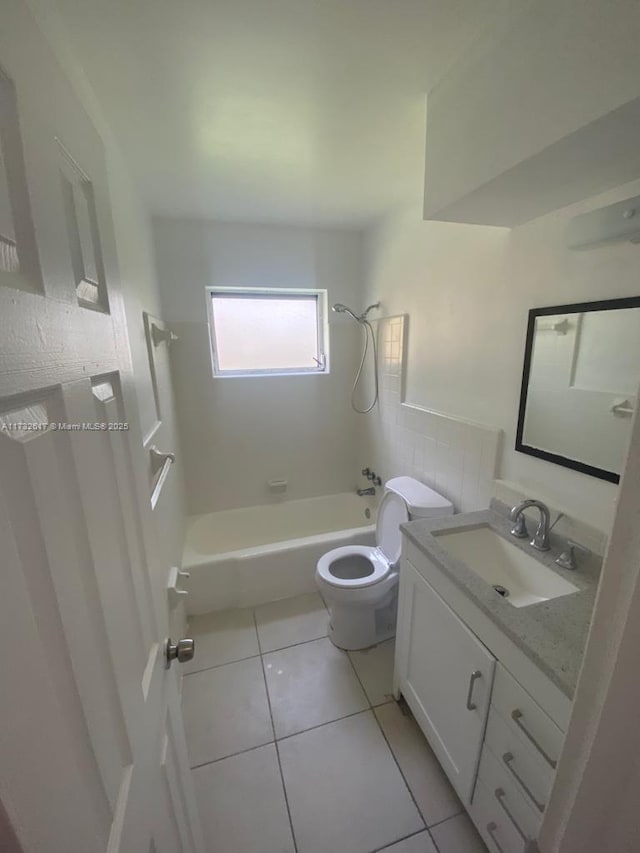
(516, 298, 640, 483)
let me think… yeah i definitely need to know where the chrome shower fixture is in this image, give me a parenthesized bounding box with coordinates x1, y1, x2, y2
(331, 302, 380, 323)
(330, 302, 381, 414)
(360, 302, 381, 320)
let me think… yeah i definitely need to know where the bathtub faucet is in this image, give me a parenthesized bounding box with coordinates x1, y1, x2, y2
(357, 486, 376, 496)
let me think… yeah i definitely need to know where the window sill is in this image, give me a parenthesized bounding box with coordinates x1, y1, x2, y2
(213, 369, 331, 379)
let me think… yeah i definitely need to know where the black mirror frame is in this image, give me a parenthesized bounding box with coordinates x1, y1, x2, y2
(515, 295, 640, 485)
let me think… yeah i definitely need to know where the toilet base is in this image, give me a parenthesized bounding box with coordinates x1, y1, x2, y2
(324, 584, 399, 651)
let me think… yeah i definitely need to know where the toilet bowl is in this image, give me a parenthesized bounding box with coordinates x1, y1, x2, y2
(316, 476, 453, 650)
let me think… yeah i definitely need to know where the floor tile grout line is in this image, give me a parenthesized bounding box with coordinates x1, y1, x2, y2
(186, 656, 461, 849)
(187, 734, 462, 848)
(190, 738, 275, 771)
(372, 701, 465, 851)
(427, 810, 466, 831)
(273, 739, 299, 853)
(251, 608, 274, 737)
(341, 647, 444, 853)
(189, 699, 381, 770)
(264, 622, 425, 852)
(369, 826, 435, 853)
(183, 651, 262, 678)
(371, 707, 428, 834)
(260, 631, 330, 657)
(426, 822, 446, 853)
(275, 706, 374, 744)
(371, 703, 465, 853)
(252, 608, 281, 763)
(184, 628, 331, 679)
(427, 827, 443, 853)
(345, 644, 464, 840)
(277, 627, 448, 852)
(253, 609, 300, 853)
(343, 645, 433, 845)
(344, 638, 398, 708)
(423, 812, 470, 853)
(187, 689, 379, 766)
(345, 646, 375, 710)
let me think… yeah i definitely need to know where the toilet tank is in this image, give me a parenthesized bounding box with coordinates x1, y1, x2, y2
(385, 476, 454, 518)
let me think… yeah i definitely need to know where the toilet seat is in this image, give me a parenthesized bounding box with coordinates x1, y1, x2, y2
(317, 490, 411, 590)
(316, 545, 392, 589)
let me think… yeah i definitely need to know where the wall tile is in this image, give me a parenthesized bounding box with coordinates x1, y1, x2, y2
(357, 315, 501, 513)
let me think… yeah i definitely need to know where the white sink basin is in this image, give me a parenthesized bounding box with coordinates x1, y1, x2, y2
(435, 525, 578, 608)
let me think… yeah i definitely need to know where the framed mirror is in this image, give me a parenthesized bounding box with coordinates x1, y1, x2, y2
(516, 296, 640, 484)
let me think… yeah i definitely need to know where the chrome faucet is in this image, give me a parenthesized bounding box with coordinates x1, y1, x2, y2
(509, 500, 551, 551)
(357, 486, 376, 496)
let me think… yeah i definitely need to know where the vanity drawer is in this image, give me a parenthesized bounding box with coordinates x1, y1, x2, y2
(471, 778, 529, 853)
(477, 745, 541, 843)
(484, 709, 553, 815)
(492, 663, 564, 769)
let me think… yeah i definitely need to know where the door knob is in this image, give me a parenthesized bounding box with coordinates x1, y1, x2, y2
(165, 637, 195, 668)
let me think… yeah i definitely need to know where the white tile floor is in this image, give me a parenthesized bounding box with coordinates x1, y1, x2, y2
(183, 592, 487, 853)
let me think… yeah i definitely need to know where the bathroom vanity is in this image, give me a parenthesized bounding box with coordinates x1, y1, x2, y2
(394, 501, 601, 853)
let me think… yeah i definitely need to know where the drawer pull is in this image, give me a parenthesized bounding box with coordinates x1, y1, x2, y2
(511, 709, 557, 769)
(495, 787, 528, 842)
(486, 822, 506, 853)
(503, 752, 545, 813)
(466, 670, 482, 711)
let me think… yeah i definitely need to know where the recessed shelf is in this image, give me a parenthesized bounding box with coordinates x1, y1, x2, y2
(0, 67, 43, 293)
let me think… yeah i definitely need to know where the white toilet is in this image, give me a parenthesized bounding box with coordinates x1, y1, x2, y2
(316, 476, 453, 650)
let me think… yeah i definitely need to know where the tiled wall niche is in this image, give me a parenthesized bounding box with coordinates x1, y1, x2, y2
(357, 315, 501, 512)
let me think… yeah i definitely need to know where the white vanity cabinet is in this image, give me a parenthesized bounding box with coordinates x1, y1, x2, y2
(395, 546, 571, 853)
(394, 560, 496, 803)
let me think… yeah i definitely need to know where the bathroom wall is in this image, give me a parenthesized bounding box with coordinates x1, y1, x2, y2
(357, 314, 501, 514)
(153, 218, 365, 515)
(360, 177, 640, 532)
(424, 0, 640, 220)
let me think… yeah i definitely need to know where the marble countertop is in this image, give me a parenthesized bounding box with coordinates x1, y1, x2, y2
(401, 500, 602, 699)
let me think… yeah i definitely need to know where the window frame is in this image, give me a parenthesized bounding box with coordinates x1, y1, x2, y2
(206, 286, 330, 378)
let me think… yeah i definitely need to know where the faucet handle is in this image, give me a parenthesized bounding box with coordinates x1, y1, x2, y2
(361, 467, 371, 478)
(510, 514, 529, 539)
(555, 540, 589, 571)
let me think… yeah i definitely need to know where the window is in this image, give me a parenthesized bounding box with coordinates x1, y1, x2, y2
(207, 287, 329, 377)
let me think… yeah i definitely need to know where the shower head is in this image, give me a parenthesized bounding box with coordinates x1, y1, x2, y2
(331, 302, 380, 323)
(331, 303, 360, 322)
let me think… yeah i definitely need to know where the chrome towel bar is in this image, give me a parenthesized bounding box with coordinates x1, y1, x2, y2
(150, 446, 175, 509)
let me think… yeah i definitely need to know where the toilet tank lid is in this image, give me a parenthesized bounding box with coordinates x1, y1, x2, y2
(385, 476, 453, 517)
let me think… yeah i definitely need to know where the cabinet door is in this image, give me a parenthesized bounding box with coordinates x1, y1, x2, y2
(395, 560, 496, 803)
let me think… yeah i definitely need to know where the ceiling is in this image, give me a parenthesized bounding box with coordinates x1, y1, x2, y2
(53, 0, 501, 226)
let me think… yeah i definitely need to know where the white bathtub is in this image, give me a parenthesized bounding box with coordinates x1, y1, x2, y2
(183, 492, 376, 613)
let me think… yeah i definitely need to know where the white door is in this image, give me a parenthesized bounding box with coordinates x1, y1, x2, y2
(395, 560, 496, 803)
(0, 6, 203, 852)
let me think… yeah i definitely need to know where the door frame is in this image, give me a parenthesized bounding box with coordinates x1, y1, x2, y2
(539, 399, 640, 852)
